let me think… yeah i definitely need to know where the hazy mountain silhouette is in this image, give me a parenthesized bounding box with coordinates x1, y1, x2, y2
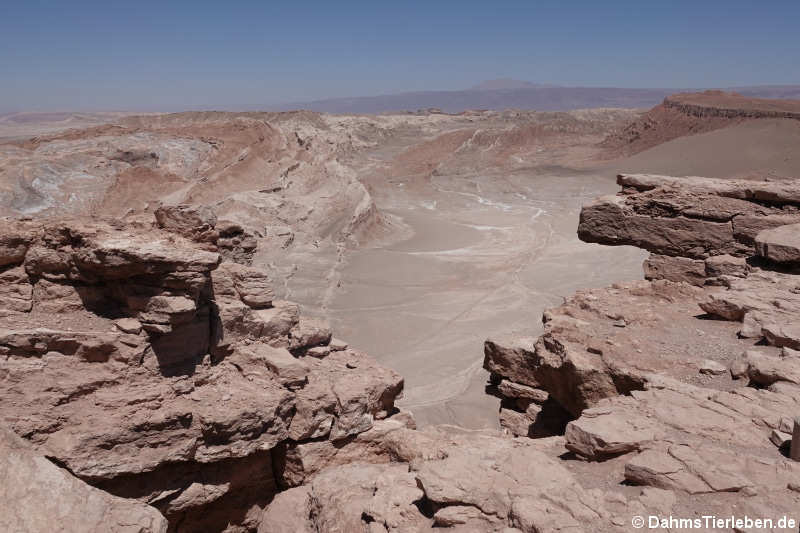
(267, 81, 800, 114)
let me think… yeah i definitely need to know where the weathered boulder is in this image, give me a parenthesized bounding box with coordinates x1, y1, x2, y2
(704, 253, 748, 278)
(0, 265, 33, 315)
(0, 426, 168, 533)
(565, 403, 662, 459)
(154, 204, 217, 242)
(755, 223, 800, 264)
(578, 194, 740, 258)
(617, 173, 800, 206)
(154, 204, 260, 264)
(0, 221, 33, 267)
(643, 254, 706, 285)
(484, 279, 737, 417)
(745, 350, 800, 385)
(289, 316, 333, 353)
(262, 424, 668, 532)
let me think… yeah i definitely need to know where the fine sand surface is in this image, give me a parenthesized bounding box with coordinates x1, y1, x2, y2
(617, 118, 800, 178)
(326, 169, 646, 428)
(316, 116, 800, 429)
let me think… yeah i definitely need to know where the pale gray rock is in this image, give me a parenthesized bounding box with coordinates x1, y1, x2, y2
(698, 359, 727, 375)
(746, 349, 800, 385)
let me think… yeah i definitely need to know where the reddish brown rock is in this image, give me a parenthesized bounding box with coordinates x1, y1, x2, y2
(0, 426, 168, 533)
(755, 223, 800, 264)
(0, 217, 406, 532)
(0, 265, 32, 315)
(704, 253, 748, 278)
(643, 254, 706, 285)
(578, 174, 800, 259)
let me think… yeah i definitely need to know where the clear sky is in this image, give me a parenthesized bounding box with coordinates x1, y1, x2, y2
(2, 0, 799, 112)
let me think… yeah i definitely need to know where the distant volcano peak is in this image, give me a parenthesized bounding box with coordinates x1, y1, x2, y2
(469, 78, 559, 91)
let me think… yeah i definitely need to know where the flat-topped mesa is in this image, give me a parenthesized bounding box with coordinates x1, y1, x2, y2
(0, 216, 405, 532)
(578, 173, 800, 286)
(663, 91, 800, 121)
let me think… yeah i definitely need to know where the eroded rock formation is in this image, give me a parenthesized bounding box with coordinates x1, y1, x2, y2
(0, 215, 403, 532)
(485, 173, 800, 527)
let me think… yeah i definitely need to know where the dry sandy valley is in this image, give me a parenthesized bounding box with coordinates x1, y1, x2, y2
(3, 91, 800, 531)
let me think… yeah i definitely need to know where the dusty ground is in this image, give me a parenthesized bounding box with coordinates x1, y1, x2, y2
(273, 111, 649, 428)
(3, 99, 799, 430)
(325, 168, 646, 427)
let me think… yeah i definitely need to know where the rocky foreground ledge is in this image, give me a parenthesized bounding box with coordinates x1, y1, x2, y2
(0, 208, 684, 533)
(5, 173, 800, 532)
(486, 173, 800, 525)
(0, 211, 404, 532)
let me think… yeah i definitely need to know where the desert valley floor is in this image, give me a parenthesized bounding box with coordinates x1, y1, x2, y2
(3, 92, 800, 532)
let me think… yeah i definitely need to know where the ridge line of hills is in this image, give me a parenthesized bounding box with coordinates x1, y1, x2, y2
(266, 83, 800, 114)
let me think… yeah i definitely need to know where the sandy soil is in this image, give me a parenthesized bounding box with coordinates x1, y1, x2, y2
(610, 118, 800, 179)
(289, 111, 800, 429)
(327, 168, 646, 427)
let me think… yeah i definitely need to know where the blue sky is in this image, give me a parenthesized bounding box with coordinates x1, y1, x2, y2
(2, 0, 799, 112)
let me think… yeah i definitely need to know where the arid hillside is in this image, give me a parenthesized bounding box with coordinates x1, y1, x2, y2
(602, 90, 800, 158)
(2, 93, 800, 531)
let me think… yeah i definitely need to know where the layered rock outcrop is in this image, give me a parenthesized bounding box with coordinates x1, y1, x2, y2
(260, 424, 677, 533)
(6, 168, 800, 531)
(0, 216, 403, 532)
(601, 90, 800, 157)
(0, 426, 168, 533)
(579, 173, 800, 261)
(485, 173, 800, 526)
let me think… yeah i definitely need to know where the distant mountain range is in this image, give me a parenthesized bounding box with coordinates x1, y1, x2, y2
(468, 78, 561, 91)
(267, 80, 800, 114)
